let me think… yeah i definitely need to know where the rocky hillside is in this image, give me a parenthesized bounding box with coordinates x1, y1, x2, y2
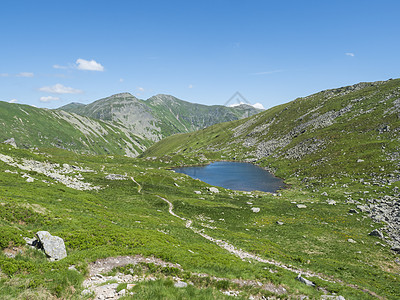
(0, 93, 261, 157)
(60, 93, 262, 142)
(0, 101, 151, 157)
(145, 79, 400, 171)
(144, 78, 400, 249)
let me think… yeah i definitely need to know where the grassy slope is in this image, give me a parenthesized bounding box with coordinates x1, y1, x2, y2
(0, 144, 399, 299)
(0, 101, 151, 156)
(144, 79, 400, 180)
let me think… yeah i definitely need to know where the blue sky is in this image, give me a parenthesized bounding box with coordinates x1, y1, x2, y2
(1, 0, 399, 109)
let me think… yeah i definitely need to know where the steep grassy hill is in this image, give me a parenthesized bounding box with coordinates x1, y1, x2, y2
(0, 101, 151, 156)
(60, 93, 262, 142)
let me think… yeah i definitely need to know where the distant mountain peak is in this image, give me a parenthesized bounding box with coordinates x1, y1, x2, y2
(109, 92, 135, 98)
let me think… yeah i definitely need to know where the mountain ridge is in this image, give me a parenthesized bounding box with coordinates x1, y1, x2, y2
(59, 92, 262, 142)
(0, 93, 262, 157)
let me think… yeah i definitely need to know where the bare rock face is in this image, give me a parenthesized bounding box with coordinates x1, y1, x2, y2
(36, 231, 67, 261)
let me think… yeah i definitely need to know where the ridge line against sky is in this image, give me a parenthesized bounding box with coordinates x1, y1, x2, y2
(1, 0, 399, 109)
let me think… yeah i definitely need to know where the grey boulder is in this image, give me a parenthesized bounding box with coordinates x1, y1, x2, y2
(36, 231, 67, 261)
(369, 229, 384, 239)
(296, 274, 315, 287)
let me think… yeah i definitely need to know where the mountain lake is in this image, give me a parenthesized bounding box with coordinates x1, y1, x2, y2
(173, 161, 285, 193)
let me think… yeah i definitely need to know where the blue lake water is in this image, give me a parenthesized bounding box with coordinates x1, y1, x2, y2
(173, 161, 285, 193)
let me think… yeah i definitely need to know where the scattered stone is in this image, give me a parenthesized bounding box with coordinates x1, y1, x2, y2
(348, 209, 359, 214)
(357, 159, 365, 163)
(326, 199, 336, 205)
(118, 289, 126, 296)
(0, 153, 100, 191)
(297, 204, 307, 209)
(127, 283, 136, 290)
(36, 231, 67, 261)
(356, 205, 369, 213)
(105, 174, 127, 180)
(23, 237, 37, 246)
(391, 245, 400, 253)
(296, 274, 315, 287)
(3, 138, 17, 148)
(276, 221, 284, 225)
(68, 265, 77, 271)
(347, 238, 357, 244)
(251, 207, 260, 213)
(174, 281, 188, 288)
(194, 191, 202, 194)
(81, 289, 92, 296)
(369, 229, 384, 239)
(321, 296, 346, 300)
(223, 290, 240, 296)
(321, 192, 328, 196)
(208, 187, 219, 193)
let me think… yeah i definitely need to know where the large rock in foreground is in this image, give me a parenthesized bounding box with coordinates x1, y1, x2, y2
(36, 231, 67, 261)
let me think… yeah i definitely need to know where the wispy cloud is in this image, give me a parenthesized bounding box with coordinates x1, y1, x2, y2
(8, 99, 18, 103)
(137, 87, 145, 92)
(0, 73, 9, 77)
(39, 83, 83, 94)
(188, 84, 193, 89)
(345, 52, 355, 57)
(53, 59, 104, 71)
(229, 101, 265, 109)
(53, 64, 69, 69)
(17, 72, 34, 77)
(40, 96, 60, 102)
(119, 78, 124, 82)
(76, 58, 104, 71)
(251, 70, 283, 75)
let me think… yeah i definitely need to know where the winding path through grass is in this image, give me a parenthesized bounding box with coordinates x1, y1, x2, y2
(131, 176, 142, 193)
(154, 195, 383, 298)
(156, 195, 322, 279)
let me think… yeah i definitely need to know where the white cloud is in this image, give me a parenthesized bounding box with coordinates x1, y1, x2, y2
(0, 73, 9, 77)
(119, 78, 124, 82)
(188, 84, 193, 89)
(40, 96, 60, 102)
(39, 83, 83, 94)
(137, 87, 145, 92)
(229, 101, 265, 109)
(76, 58, 104, 71)
(345, 52, 355, 57)
(252, 102, 265, 109)
(17, 72, 34, 77)
(9, 99, 18, 103)
(53, 64, 68, 69)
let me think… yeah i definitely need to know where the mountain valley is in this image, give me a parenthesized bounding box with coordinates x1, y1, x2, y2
(1, 80, 400, 299)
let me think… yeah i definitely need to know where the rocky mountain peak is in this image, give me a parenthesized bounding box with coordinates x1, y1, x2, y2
(109, 92, 135, 99)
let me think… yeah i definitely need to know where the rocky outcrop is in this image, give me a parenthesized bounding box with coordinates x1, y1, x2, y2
(0, 153, 101, 191)
(105, 174, 127, 180)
